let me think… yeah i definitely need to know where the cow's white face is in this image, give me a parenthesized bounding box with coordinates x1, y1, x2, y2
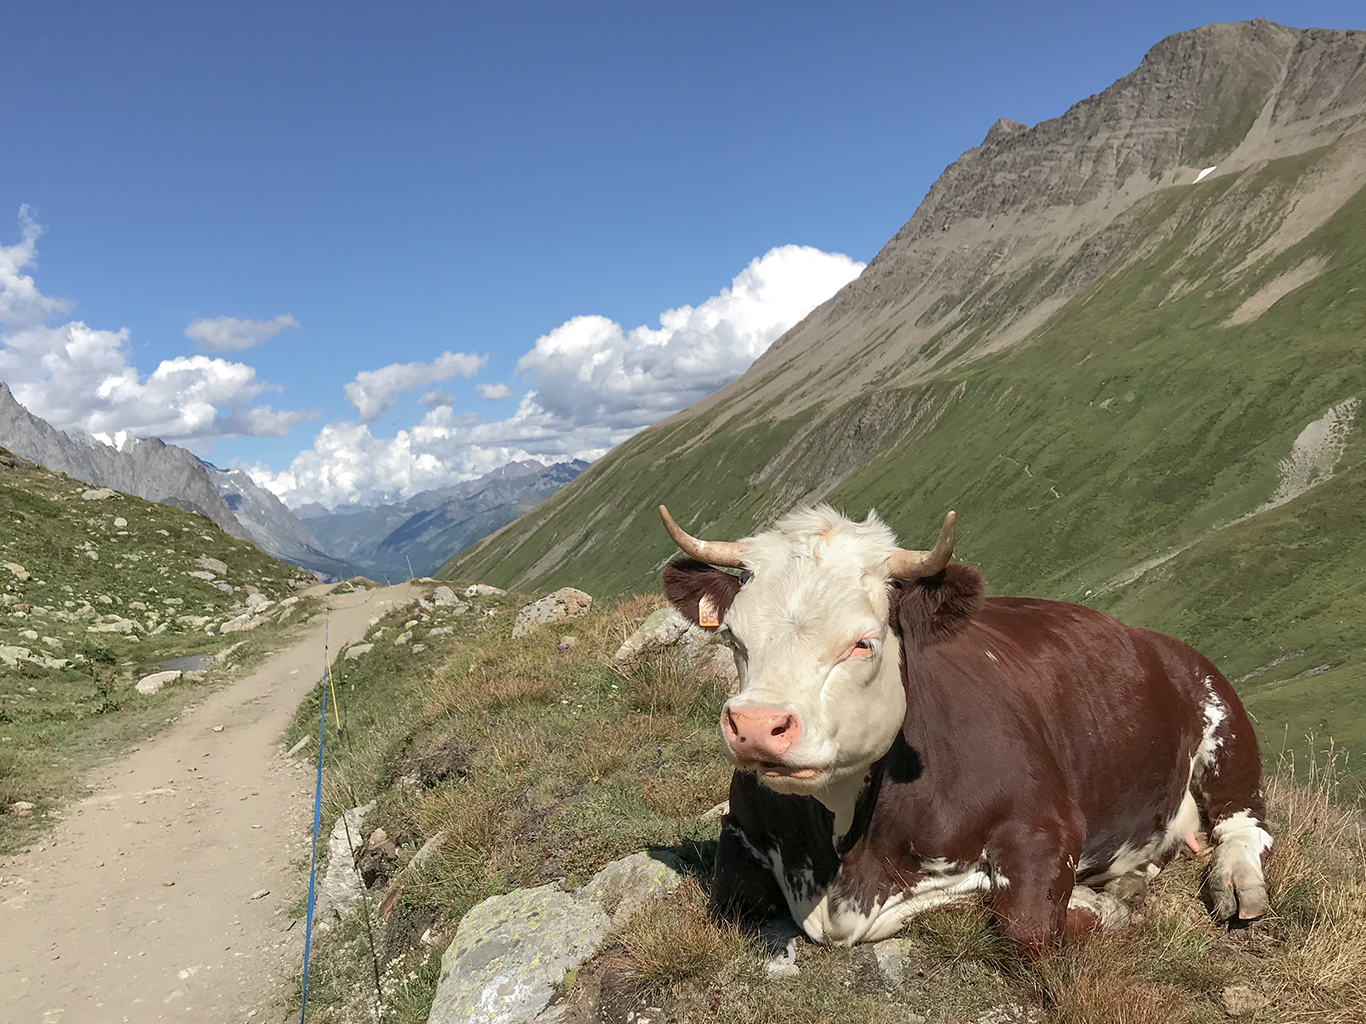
(710, 507, 907, 798)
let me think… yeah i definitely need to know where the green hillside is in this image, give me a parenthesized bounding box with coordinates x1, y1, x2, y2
(443, 146, 1366, 774)
(0, 448, 317, 846)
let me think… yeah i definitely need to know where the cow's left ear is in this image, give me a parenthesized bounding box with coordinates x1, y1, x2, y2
(663, 558, 743, 629)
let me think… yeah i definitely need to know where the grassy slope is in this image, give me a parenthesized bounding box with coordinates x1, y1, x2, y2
(297, 589, 1366, 1024)
(0, 453, 318, 849)
(445, 148, 1366, 775)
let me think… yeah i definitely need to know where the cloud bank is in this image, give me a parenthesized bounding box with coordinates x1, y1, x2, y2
(0, 209, 313, 444)
(185, 313, 300, 352)
(344, 351, 488, 422)
(253, 245, 864, 507)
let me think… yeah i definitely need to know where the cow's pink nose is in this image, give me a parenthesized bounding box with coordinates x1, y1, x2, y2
(723, 706, 801, 760)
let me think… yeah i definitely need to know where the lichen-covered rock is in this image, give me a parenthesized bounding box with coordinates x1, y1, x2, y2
(426, 851, 682, 1024)
(612, 606, 737, 688)
(510, 588, 592, 638)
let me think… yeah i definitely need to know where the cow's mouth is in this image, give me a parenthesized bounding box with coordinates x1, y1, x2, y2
(758, 762, 819, 781)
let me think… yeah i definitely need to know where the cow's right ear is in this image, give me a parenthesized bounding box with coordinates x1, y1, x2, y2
(663, 558, 743, 629)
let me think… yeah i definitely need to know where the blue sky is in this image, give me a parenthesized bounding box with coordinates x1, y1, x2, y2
(1, 2, 1362, 506)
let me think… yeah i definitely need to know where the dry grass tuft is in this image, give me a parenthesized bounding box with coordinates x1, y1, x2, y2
(616, 878, 756, 990)
(479, 675, 560, 707)
(1254, 744, 1366, 1022)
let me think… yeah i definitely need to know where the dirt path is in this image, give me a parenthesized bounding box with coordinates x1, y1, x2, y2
(0, 582, 417, 1024)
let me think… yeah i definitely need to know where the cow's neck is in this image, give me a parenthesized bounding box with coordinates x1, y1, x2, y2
(811, 771, 872, 843)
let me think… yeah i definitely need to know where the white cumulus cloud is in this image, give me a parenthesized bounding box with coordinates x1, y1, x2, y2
(476, 382, 513, 401)
(252, 244, 863, 507)
(344, 350, 488, 422)
(185, 313, 300, 352)
(0, 208, 313, 444)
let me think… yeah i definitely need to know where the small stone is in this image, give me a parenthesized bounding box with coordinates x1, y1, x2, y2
(1221, 985, 1271, 1016)
(557, 635, 578, 653)
(343, 643, 373, 661)
(4, 562, 28, 581)
(9, 801, 35, 817)
(212, 725, 224, 733)
(250, 888, 270, 900)
(113, 517, 127, 528)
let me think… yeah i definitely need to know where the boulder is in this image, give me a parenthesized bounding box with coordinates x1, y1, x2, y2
(81, 487, 116, 500)
(344, 643, 374, 661)
(0, 645, 30, 666)
(220, 613, 259, 634)
(9, 801, 35, 817)
(511, 588, 592, 638)
(136, 669, 182, 695)
(612, 607, 737, 688)
(427, 851, 682, 1024)
(195, 555, 229, 575)
(4, 561, 28, 581)
(90, 616, 139, 634)
(113, 516, 127, 528)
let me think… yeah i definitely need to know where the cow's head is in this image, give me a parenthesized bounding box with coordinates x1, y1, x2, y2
(661, 504, 955, 801)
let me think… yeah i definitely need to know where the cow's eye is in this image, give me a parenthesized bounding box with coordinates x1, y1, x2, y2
(851, 639, 875, 658)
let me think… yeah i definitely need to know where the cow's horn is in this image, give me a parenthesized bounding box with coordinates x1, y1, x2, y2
(659, 505, 745, 568)
(885, 511, 956, 579)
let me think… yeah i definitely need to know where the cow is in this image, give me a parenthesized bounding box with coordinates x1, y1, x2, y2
(659, 503, 1271, 958)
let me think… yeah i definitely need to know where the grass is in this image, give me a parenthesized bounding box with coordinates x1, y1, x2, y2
(0, 449, 319, 851)
(295, 587, 1366, 1024)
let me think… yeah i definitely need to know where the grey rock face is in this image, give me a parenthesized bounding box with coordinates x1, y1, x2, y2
(426, 851, 683, 1024)
(0, 382, 251, 540)
(203, 463, 361, 581)
(511, 588, 592, 638)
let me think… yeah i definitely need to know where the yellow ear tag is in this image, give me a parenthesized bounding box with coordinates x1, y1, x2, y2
(698, 594, 720, 628)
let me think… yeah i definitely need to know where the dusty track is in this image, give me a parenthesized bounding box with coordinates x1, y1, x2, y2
(0, 582, 417, 1024)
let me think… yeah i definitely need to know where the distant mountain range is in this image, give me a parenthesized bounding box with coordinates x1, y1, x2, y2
(0, 382, 584, 581)
(298, 459, 587, 581)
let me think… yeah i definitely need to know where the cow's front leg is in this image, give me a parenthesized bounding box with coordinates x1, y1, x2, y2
(710, 816, 791, 935)
(986, 819, 1091, 958)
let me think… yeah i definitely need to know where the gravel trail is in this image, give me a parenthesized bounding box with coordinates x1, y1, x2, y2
(0, 582, 416, 1024)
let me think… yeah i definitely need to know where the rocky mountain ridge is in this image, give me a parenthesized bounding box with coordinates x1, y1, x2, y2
(440, 19, 1366, 770)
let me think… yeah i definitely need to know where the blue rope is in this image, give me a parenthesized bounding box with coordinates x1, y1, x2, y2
(299, 621, 330, 1024)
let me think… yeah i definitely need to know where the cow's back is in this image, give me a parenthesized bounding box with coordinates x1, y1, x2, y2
(909, 594, 1221, 869)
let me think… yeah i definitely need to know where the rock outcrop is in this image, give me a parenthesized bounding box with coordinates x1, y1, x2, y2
(511, 588, 592, 638)
(426, 851, 683, 1024)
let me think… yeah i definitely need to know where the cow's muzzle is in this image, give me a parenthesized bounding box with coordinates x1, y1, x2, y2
(722, 705, 802, 763)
